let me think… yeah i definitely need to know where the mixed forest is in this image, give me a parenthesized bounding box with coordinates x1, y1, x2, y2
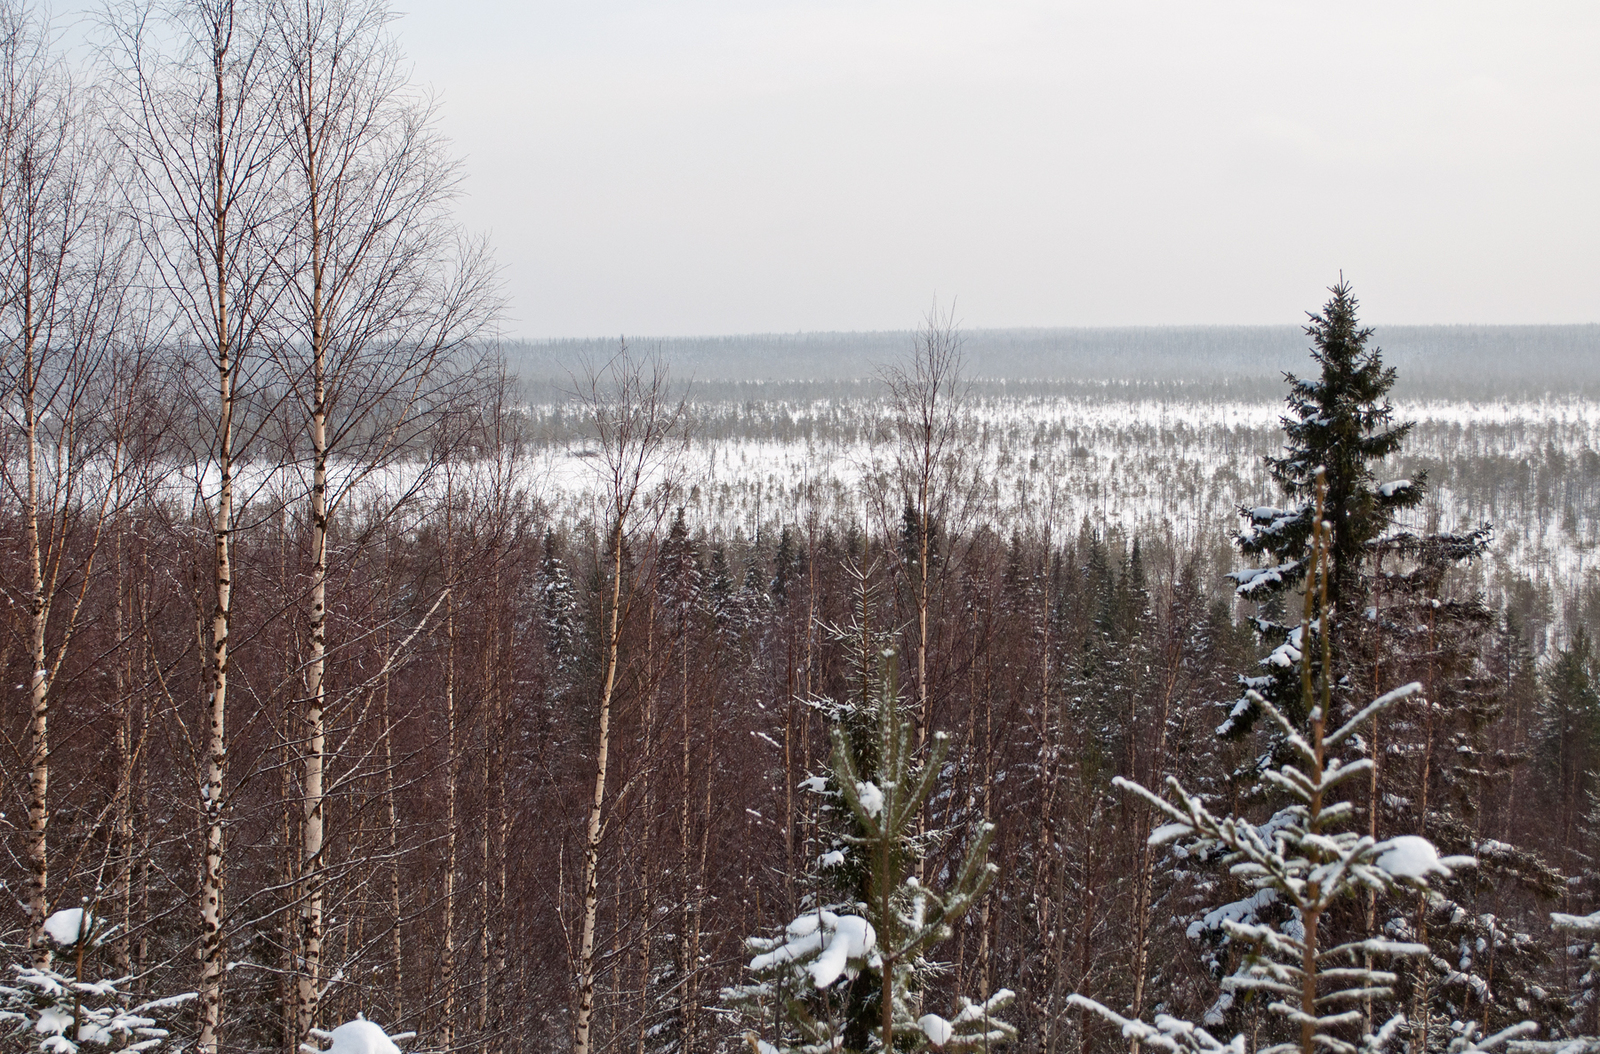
(5, 2, 1600, 1054)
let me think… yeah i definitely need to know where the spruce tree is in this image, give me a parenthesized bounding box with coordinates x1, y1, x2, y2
(1, 910, 192, 1052)
(1226, 279, 1425, 737)
(1235, 279, 1423, 611)
(1072, 474, 1535, 1054)
(722, 569, 1013, 1054)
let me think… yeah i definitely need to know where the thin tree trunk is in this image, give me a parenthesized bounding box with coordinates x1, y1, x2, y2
(1365, 563, 1383, 1034)
(296, 95, 331, 1045)
(383, 651, 403, 1014)
(479, 561, 500, 1041)
(23, 292, 51, 968)
(678, 610, 694, 1053)
(280, 534, 300, 1054)
(113, 522, 134, 981)
(637, 604, 656, 1054)
(196, 23, 237, 1050)
(441, 487, 459, 1052)
(1128, 616, 1182, 1054)
(575, 519, 626, 1054)
(687, 681, 717, 1054)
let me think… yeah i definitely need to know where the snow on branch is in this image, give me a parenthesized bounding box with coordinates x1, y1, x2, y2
(745, 910, 877, 990)
(1551, 911, 1600, 937)
(1227, 560, 1304, 599)
(1067, 994, 1245, 1054)
(1327, 682, 1423, 747)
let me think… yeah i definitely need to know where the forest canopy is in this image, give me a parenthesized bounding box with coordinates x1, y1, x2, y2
(0, 0, 1596, 1050)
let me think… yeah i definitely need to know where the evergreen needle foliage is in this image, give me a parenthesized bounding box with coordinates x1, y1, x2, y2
(1226, 279, 1426, 738)
(1072, 474, 1534, 1054)
(0, 912, 192, 1053)
(724, 568, 1014, 1054)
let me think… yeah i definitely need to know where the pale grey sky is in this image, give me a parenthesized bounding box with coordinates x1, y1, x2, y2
(115, 2, 1600, 336)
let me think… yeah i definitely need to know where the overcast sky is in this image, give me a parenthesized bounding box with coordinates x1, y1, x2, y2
(125, 2, 1600, 337)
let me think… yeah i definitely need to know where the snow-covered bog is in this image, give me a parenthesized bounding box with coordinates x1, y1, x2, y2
(506, 391, 1600, 649)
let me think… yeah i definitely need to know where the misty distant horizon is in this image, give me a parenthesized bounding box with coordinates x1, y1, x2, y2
(503, 322, 1600, 398)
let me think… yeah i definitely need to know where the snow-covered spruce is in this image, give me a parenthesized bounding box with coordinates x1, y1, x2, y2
(723, 608, 1013, 1054)
(1073, 484, 1535, 1054)
(1543, 912, 1600, 1046)
(1068, 681, 1538, 1054)
(0, 909, 193, 1053)
(1223, 282, 1428, 744)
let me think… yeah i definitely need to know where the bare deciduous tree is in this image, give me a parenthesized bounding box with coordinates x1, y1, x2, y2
(107, 1, 288, 1046)
(266, 0, 496, 1041)
(0, 0, 142, 969)
(571, 344, 686, 1054)
(881, 299, 969, 748)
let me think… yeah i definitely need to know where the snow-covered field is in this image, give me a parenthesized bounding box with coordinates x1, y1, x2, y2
(109, 392, 1594, 648)
(523, 393, 1600, 646)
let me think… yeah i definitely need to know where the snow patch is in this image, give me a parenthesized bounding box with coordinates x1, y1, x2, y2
(855, 781, 884, 818)
(748, 910, 876, 990)
(43, 908, 94, 947)
(36, 1006, 75, 1035)
(919, 1014, 955, 1047)
(808, 914, 874, 988)
(1187, 888, 1277, 940)
(1553, 911, 1600, 937)
(304, 1018, 411, 1054)
(1149, 822, 1194, 846)
(1376, 835, 1448, 879)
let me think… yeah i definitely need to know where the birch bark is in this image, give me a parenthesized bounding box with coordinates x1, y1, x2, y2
(572, 348, 684, 1054)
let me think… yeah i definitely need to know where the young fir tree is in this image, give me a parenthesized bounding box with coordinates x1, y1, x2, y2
(0, 908, 192, 1052)
(1226, 280, 1425, 736)
(722, 567, 1013, 1054)
(540, 528, 580, 676)
(1551, 903, 1600, 1041)
(1538, 628, 1600, 875)
(646, 505, 705, 1054)
(1072, 473, 1535, 1054)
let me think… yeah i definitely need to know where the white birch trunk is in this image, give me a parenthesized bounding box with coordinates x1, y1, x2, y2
(295, 96, 330, 1046)
(574, 521, 625, 1054)
(197, 33, 236, 1047)
(441, 489, 459, 1051)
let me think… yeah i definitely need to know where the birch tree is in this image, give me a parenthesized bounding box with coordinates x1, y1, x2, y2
(108, 2, 287, 1047)
(881, 300, 968, 749)
(266, 0, 494, 1040)
(571, 345, 685, 1054)
(0, 0, 140, 970)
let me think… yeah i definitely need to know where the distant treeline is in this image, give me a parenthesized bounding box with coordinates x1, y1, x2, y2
(504, 324, 1600, 400)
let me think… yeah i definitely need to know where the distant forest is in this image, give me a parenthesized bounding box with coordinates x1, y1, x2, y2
(504, 325, 1600, 400)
